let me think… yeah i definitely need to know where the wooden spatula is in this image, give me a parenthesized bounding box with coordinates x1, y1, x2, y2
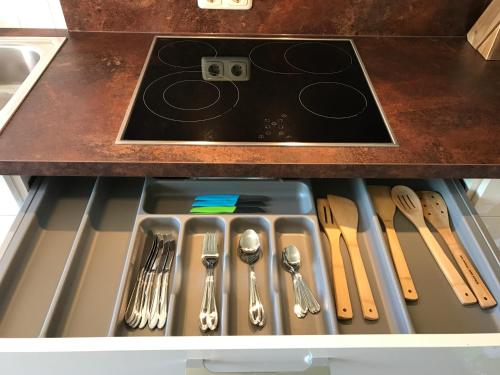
(327, 195, 379, 321)
(391, 185, 477, 305)
(418, 191, 497, 309)
(317, 199, 353, 320)
(368, 186, 418, 301)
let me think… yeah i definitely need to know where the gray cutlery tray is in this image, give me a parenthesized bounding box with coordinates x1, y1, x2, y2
(0, 177, 497, 338)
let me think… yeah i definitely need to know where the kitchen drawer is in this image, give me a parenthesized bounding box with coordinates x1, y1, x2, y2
(0, 177, 498, 375)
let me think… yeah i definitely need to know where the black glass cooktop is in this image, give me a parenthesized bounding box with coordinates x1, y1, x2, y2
(118, 37, 395, 145)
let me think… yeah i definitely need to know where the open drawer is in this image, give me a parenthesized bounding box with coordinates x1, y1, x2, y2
(0, 177, 498, 375)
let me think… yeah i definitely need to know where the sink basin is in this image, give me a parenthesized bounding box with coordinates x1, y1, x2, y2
(0, 37, 66, 133)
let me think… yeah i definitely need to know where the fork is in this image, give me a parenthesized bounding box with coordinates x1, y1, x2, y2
(138, 235, 164, 328)
(125, 235, 160, 328)
(149, 234, 175, 329)
(199, 232, 219, 332)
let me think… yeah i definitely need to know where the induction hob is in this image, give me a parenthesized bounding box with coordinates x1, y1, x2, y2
(117, 36, 396, 146)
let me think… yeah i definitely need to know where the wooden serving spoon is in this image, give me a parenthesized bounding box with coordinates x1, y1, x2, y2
(391, 185, 477, 306)
(327, 195, 379, 321)
(317, 199, 353, 320)
(368, 186, 418, 301)
(418, 191, 496, 309)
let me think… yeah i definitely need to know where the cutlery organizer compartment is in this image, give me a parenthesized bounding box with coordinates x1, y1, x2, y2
(0, 177, 95, 337)
(274, 217, 337, 335)
(167, 217, 226, 336)
(43, 178, 143, 337)
(142, 179, 314, 215)
(365, 179, 500, 334)
(312, 179, 411, 334)
(112, 216, 181, 337)
(228, 217, 280, 335)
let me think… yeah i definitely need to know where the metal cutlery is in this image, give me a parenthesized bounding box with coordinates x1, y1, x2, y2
(317, 198, 353, 320)
(199, 232, 219, 332)
(125, 233, 176, 329)
(418, 190, 496, 309)
(327, 195, 379, 321)
(368, 186, 418, 301)
(150, 235, 176, 329)
(391, 185, 477, 305)
(282, 245, 320, 318)
(125, 235, 160, 328)
(238, 229, 265, 327)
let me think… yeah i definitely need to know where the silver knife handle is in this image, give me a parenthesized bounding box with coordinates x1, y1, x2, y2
(125, 269, 144, 326)
(148, 272, 163, 329)
(157, 270, 170, 329)
(139, 272, 154, 329)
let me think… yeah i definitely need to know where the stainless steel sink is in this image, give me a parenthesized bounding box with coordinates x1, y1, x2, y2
(0, 37, 66, 133)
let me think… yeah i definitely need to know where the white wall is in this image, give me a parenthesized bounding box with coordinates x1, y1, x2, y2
(0, 0, 66, 28)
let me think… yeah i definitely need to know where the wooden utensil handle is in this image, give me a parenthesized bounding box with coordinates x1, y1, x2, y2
(418, 227, 477, 305)
(385, 224, 418, 301)
(325, 229, 353, 320)
(344, 237, 379, 321)
(439, 229, 497, 309)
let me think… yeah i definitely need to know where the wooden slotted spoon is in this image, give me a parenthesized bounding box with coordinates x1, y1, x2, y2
(418, 191, 497, 309)
(317, 199, 353, 320)
(327, 195, 379, 321)
(391, 185, 477, 305)
(368, 186, 418, 301)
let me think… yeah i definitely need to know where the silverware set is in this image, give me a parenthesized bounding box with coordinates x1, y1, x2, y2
(125, 234, 176, 329)
(199, 232, 219, 332)
(125, 228, 322, 333)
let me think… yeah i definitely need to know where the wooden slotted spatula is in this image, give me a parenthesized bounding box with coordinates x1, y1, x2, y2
(391, 185, 477, 305)
(418, 191, 497, 309)
(327, 195, 379, 321)
(317, 199, 353, 320)
(368, 186, 418, 301)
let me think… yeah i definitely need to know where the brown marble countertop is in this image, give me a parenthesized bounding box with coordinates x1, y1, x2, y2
(0, 30, 499, 178)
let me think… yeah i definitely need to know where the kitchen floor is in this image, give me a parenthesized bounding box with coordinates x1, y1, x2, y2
(0, 177, 20, 251)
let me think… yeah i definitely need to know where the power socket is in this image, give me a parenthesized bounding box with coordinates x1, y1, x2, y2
(202, 57, 251, 81)
(198, 0, 252, 10)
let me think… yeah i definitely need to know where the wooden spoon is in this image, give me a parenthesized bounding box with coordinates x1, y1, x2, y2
(368, 186, 418, 301)
(317, 199, 353, 320)
(327, 195, 379, 321)
(418, 191, 496, 309)
(391, 186, 477, 305)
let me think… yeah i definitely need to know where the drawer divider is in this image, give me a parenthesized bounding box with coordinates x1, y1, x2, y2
(38, 177, 99, 337)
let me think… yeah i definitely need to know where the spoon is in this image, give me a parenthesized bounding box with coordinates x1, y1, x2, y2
(282, 245, 320, 318)
(238, 229, 265, 327)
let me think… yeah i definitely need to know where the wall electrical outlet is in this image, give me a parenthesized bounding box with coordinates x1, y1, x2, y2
(198, 0, 252, 10)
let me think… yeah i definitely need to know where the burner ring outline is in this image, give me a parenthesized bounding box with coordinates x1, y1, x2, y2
(298, 82, 368, 120)
(158, 40, 218, 68)
(249, 42, 302, 75)
(162, 79, 221, 111)
(142, 71, 239, 123)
